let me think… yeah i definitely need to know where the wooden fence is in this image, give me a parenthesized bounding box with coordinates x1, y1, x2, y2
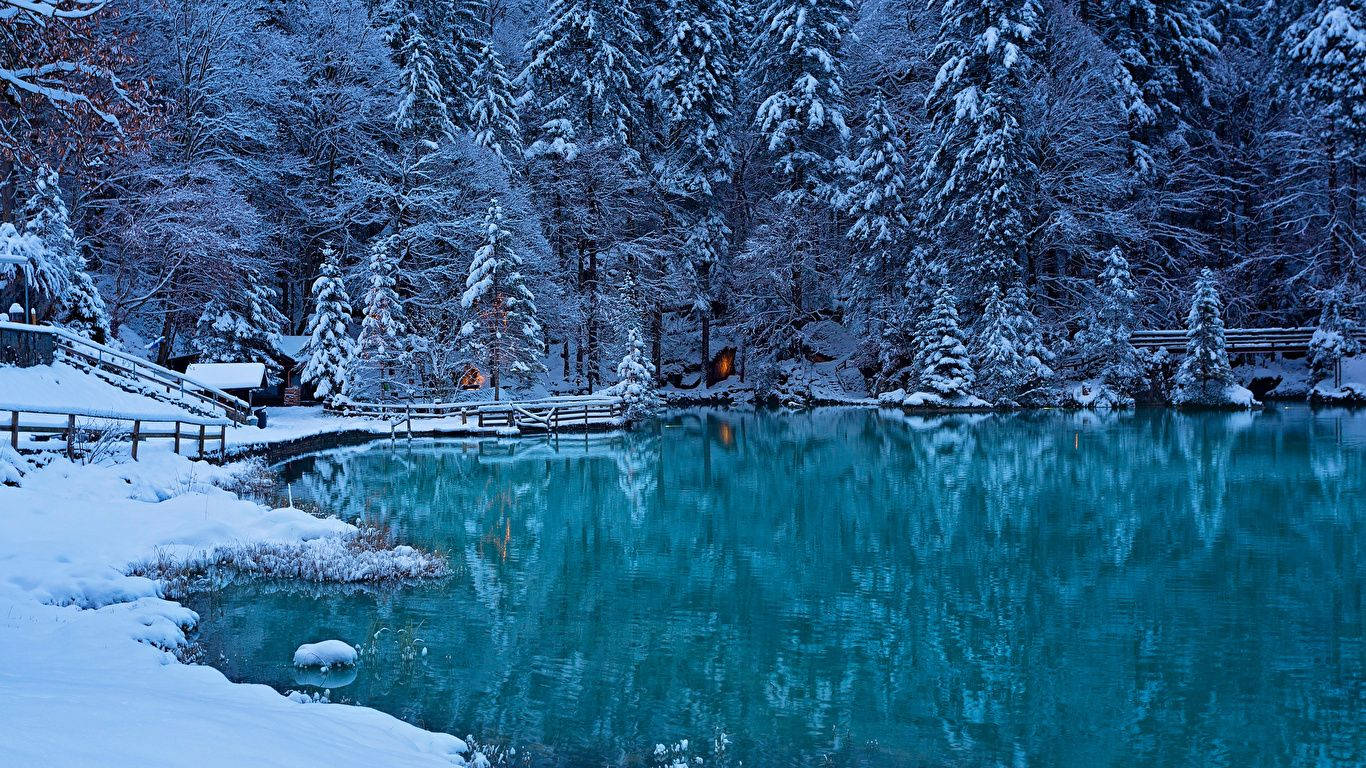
(1131, 327, 1366, 355)
(7, 405, 234, 461)
(0, 321, 253, 424)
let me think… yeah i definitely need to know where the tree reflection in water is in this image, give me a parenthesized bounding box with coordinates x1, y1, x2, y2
(192, 406, 1365, 768)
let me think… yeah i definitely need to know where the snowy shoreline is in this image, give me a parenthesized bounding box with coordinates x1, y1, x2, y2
(0, 445, 486, 767)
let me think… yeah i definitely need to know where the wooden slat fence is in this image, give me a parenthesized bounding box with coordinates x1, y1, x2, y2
(6, 405, 234, 461)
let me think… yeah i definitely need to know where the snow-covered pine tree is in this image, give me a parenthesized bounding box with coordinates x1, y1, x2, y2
(1071, 246, 1146, 404)
(523, 0, 647, 158)
(613, 326, 662, 419)
(652, 0, 739, 386)
(917, 280, 976, 402)
(468, 42, 523, 165)
(919, 0, 1040, 295)
(1103, 0, 1221, 178)
(837, 94, 910, 346)
(458, 199, 547, 399)
(974, 285, 1029, 405)
(388, 0, 457, 145)
(1307, 288, 1361, 389)
(751, 0, 854, 206)
(1173, 268, 1246, 406)
(521, 0, 650, 391)
(1287, 0, 1366, 278)
(344, 235, 413, 403)
(300, 246, 355, 408)
(432, 0, 487, 129)
(192, 271, 287, 376)
(19, 166, 111, 342)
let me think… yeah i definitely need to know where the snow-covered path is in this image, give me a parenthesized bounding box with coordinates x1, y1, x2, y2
(0, 448, 473, 767)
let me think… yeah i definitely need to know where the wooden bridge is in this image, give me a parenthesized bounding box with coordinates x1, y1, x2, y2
(1130, 327, 1366, 355)
(337, 395, 627, 435)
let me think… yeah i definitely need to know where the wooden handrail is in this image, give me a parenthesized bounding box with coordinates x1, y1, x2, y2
(0, 321, 253, 424)
(7, 405, 232, 460)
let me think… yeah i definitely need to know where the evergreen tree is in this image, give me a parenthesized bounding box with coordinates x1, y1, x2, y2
(389, 1, 457, 145)
(974, 285, 1027, 404)
(19, 166, 111, 342)
(344, 235, 413, 403)
(192, 271, 287, 377)
(1307, 288, 1361, 387)
(652, 0, 738, 385)
(751, 0, 854, 205)
(838, 95, 910, 279)
(458, 199, 547, 399)
(1173, 268, 1238, 405)
(468, 42, 523, 165)
(919, 0, 1040, 293)
(1287, 0, 1366, 281)
(433, 0, 488, 128)
(613, 326, 662, 418)
(837, 94, 910, 352)
(1100, 0, 1220, 178)
(300, 246, 355, 408)
(917, 280, 976, 401)
(1072, 247, 1146, 401)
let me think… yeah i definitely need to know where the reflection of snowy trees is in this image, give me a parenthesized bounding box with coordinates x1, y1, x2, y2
(233, 409, 1363, 766)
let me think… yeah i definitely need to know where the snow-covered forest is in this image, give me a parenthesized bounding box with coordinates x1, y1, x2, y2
(1, 0, 1363, 406)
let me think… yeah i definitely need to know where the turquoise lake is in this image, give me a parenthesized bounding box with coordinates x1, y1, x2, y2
(188, 406, 1364, 767)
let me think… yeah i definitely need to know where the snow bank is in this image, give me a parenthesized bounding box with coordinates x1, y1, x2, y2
(0, 446, 472, 767)
(294, 640, 358, 668)
(877, 388, 993, 410)
(1173, 381, 1260, 409)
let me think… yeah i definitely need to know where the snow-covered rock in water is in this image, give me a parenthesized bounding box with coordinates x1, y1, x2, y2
(1309, 381, 1366, 405)
(294, 640, 358, 669)
(878, 388, 992, 410)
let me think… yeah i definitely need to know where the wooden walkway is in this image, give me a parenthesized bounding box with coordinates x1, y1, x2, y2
(338, 395, 626, 435)
(1131, 327, 1366, 355)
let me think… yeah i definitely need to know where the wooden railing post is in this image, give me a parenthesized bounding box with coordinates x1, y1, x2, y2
(10, 410, 17, 450)
(130, 420, 141, 461)
(220, 425, 227, 461)
(173, 421, 181, 454)
(66, 414, 76, 460)
(198, 425, 206, 459)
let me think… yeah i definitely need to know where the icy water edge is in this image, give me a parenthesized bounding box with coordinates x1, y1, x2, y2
(187, 406, 1364, 768)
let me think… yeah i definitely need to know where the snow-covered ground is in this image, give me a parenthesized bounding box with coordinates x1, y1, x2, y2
(0, 361, 207, 423)
(0, 446, 479, 767)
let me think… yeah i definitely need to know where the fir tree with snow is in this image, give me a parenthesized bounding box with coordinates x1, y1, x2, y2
(750, 0, 854, 206)
(1070, 247, 1146, 406)
(612, 326, 662, 420)
(458, 199, 547, 399)
(301, 246, 355, 408)
(19, 167, 111, 342)
(916, 280, 977, 403)
(344, 235, 414, 403)
(1103, 0, 1220, 178)
(468, 42, 523, 165)
(974, 285, 1030, 405)
(838, 95, 910, 280)
(388, 1, 457, 144)
(1173, 268, 1253, 407)
(1307, 288, 1361, 391)
(652, 0, 739, 384)
(919, 0, 1040, 293)
(192, 272, 287, 377)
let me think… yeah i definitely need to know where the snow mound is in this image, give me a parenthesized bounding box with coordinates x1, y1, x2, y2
(878, 388, 992, 410)
(1309, 381, 1366, 405)
(1173, 381, 1260, 409)
(294, 640, 358, 669)
(1063, 380, 1134, 410)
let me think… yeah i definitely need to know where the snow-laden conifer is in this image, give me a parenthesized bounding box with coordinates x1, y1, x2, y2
(458, 199, 547, 399)
(612, 326, 662, 419)
(19, 166, 111, 342)
(1173, 268, 1252, 407)
(344, 235, 413, 403)
(1071, 247, 1145, 405)
(301, 246, 355, 408)
(468, 42, 522, 164)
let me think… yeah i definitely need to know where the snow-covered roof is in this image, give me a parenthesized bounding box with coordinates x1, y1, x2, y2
(185, 362, 267, 390)
(277, 335, 309, 361)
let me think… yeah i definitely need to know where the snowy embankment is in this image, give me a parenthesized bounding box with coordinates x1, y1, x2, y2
(0, 361, 206, 425)
(0, 446, 478, 767)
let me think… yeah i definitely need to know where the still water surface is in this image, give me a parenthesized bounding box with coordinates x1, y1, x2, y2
(189, 407, 1364, 767)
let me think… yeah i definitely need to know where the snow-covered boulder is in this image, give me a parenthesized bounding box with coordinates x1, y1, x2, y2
(293, 640, 358, 669)
(1173, 381, 1260, 409)
(1309, 382, 1366, 405)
